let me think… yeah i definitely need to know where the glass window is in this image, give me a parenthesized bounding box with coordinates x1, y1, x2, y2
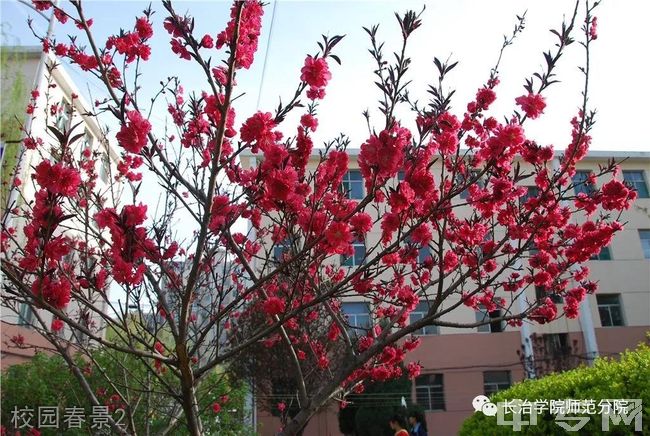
(483, 371, 511, 396)
(535, 286, 563, 304)
(341, 302, 371, 334)
(543, 333, 570, 357)
(99, 153, 111, 183)
(341, 238, 365, 267)
(476, 305, 504, 333)
(55, 98, 72, 132)
(341, 170, 364, 199)
(623, 171, 649, 198)
(406, 235, 431, 264)
(572, 170, 596, 195)
(596, 294, 624, 327)
(409, 302, 439, 335)
(18, 303, 33, 327)
(521, 186, 539, 203)
(639, 230, 650, 259)
(273, 238, 294, 262)
(415, 374, 445, 411)
(590, 246, 612, 261)
(81, 128, 94, 159)
(458, 170, 483, 200)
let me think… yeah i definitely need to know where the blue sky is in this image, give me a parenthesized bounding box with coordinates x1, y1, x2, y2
(2, 0, 649, 152)
(2, 0, 648, 311)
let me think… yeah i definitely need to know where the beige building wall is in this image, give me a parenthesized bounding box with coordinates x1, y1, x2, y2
(242, 149, 650, 435)
(1, 47, 123, 366)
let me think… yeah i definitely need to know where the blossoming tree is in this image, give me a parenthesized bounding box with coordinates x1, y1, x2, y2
(1, 0, 636, 435)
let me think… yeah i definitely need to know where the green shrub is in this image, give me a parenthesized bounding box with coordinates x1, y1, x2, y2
(460, 343, 650, 435)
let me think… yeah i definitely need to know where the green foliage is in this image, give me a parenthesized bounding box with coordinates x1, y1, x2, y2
(338, 373, 425, 436)
(460, 343, 650, 435)
(1, 350, 251, 435)
(0, 28, 29, 210)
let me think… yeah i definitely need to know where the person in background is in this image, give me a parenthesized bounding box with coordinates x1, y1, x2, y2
(408, 411, 428, 436)
(389, 415, 410, 436)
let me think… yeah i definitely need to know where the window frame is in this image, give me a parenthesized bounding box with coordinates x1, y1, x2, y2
(341, 302, 371, 334)
(475, 305, 504, 333)
(596, 294, 625, 327)
(572, 170, 596, 196)
(483, 370, 511, 396)
(415, 374, 445, 411)
(535, 286, 563, 304)
(639, 230, 650, 259)
(341, 238, 366, 267)
(341, 169, 364, 199)
(409, 302, 439, 336)
(623, 170, 649, 198)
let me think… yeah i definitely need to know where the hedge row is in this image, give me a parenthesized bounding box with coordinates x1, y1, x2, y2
(460, 342, 650, 435)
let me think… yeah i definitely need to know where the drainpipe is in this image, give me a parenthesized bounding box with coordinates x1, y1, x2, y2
(553, 156, 599, 364)
(514, 256, 536, 379)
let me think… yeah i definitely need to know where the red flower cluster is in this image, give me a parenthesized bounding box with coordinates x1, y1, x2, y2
(95, 204, 157, 285)
(31, 275, 71, 310)
(515, 93, 546, 119)
(263, 296, 286, 316)
(216, 0, 264, 69)
(302, 56, 331, 86)
(240, 111, 276, 152)
(116, 110, 151, 154)
(600, 179, 636, 210)
(106, 17, 153, 63)
(33, 161, 81, 197)
(358, 125, 411, 192)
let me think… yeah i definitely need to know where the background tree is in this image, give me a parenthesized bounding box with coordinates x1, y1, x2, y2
(1, 0, 636, 435)
(0, 27, 29, 212)
(1, 349, 251, 435)
(338, 373, 425, 436)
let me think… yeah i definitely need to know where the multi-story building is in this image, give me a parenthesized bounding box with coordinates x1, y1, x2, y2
(241, 149, 650, 435)
(143, 254, 237, 364)
(1, 46, 122, 368)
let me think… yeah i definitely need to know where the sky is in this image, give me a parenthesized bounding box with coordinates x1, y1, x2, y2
(1, 0, 648, 310)
(2, 0, 649, 153)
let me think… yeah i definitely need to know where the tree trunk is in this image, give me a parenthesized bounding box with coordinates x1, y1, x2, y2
(178, 344, 203, 435)
(277, 407, 318, 436)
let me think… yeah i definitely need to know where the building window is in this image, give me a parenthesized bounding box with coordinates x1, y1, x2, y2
(639, 230, 650, 259)
(521, 186, 539, 203)
(341, 170, 364, 199)
(80, 128, 94, 159)
(17, 303, 33, 327)
(535, 286, 563, 304)
(273, 238, 296, 263)
(458, 171, 483, 200)
(341, 302, 371, 335)
(483, 371, 511, 396)
(415, 374, 445, 411)
(543, 333, 571, 357)
(476, 306, 504, 333)
(406, 236, 431, 264)
(623, 170, 649, 198)
(409, 302, 439, 336)
(590, 246, 612, 261)
(572, 170, 596, 195)
(597, 294, 624, 327)
(99, 153, 111, 183)
(341, 238, 365, 267)
(55, 98, 72, 132)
